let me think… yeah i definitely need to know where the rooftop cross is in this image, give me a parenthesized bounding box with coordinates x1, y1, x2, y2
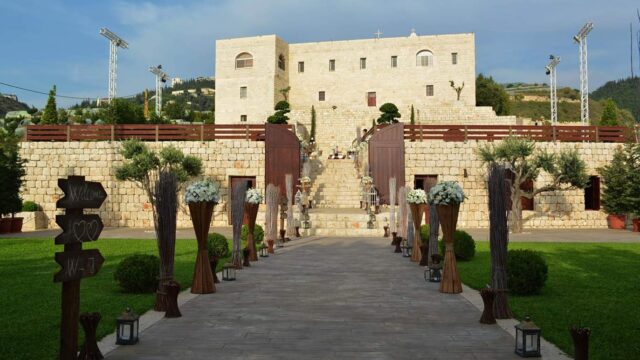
(374, 29, 383, 39)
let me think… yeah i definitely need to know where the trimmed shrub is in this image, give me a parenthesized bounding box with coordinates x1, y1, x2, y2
(21, 201, 41, 212)
(241, 224, 264, 246)
(113, 254, 159, 293)
(438, 230, 476, 261)
(420, 224, 430, 243)
(507, 249, 548, 295)
(207, 233, 230, 259)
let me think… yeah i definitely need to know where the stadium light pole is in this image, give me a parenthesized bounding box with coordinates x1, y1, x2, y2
(573, 22, 593, 125)
(100, 28, 129, 103)
(545, 55, 561, 125)
(149, 65, 168, 115)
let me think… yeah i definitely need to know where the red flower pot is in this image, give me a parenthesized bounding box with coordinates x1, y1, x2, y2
(0, 218, 11, 234)
(607, 214, 626, 230)
(10, 217, 23, 233)
(632, 218, 640, 232)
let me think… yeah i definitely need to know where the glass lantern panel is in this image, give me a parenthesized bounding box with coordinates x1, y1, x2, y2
(516, 330, 523, 351)
(526, 334, 538, 351)
(133, 320, 138, 340)
(120, 323, 131, 340)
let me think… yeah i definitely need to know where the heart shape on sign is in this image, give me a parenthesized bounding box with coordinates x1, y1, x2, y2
(73, 220, 87, 242)
(86, 220, 100, 241)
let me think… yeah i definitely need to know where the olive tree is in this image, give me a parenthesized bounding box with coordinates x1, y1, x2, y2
(477, 136, 588, 233)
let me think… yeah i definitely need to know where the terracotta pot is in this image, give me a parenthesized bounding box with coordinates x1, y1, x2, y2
(438, 203, 462, 294)
(10, 217, 23, 233)
(0, 218, 11, 234)
(267, 239, 275, 254)
(607, 214, 626, 229)
(632, 218, 640, 232)
(188, 202, 216, 294)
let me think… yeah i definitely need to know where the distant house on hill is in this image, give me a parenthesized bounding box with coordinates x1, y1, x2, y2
(4, 110, 31, 119)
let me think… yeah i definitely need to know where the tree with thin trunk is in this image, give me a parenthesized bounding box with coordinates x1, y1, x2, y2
(488, 164, 512, 318)
(477, 136, 588, 233)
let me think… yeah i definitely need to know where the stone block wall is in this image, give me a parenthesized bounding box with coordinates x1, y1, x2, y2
(20, 140, 266, 229)
(404, 141, 620, 229)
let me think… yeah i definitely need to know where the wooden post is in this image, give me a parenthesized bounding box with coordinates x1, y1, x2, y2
(155, 125, 159, 142)
(110, 125, 115, 142)
(200, 124, 204, 142)
(595, 126, 599, 142)
(464, 125, 468, 143)
(420, 126, 423, 141)
(66, 125, 71, 142)
(60, 209, 81, 360)
(245, 125, 249, 141)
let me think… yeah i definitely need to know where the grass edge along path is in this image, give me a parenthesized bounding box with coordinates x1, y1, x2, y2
(457, 241, 640, 360)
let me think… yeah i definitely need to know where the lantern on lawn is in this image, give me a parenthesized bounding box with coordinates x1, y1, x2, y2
(515, 316, 541, 358)
(116, 308, 139, 345)
(222, 263, 236, 281)
(260, 245, 269, 258)
(424, 265, 442, 282)
(401, 238, 410, 257)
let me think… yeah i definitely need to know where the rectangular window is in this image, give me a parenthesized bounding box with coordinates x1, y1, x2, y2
(426, 85, 434, 97)
(391, 56, 397, 68)
(367, 92, 376, 107)
(360, 57, 366, 69)
(298, 61, 304, 73)
(451, 52, 458, 65)
(414, 175, 438, 191)
(318, 91, 325, 101)
(329, 59, 335, 71)
(240, 86, 247, 99)
(584, 176, 601, 210)
(520, 179, 534, 211)
(240, 115, 247, 122)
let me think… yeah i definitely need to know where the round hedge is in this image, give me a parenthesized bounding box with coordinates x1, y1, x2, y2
(438, 230, 476, 261)
(241, 224, 264, 245)
(21, 201, 41, 212)
(507, 249, 548, 295)
(113, 254, 159, 293)
(420, 224, 430, 243)
(207, 233, 230, 259)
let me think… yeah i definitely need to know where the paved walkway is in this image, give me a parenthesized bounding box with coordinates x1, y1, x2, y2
(106, 237, 521, 360)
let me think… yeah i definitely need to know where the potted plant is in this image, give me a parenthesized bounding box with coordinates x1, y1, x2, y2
(428, 181, 466, 294)
(598, 146, 630, 229)
(406, 189, 428, 263)
(185, 179, 220, 294)
(207, 233, 230, 284)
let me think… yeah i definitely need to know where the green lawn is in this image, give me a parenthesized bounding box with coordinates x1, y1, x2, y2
(0, 237, 231, 360)
(458, 242, 640, 360)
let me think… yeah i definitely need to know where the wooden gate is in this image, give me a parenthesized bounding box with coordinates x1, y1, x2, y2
(368, 123, 405, 205)
(265, 124, 300, 193)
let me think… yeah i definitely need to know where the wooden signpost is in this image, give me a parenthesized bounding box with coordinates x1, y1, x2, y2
(55, 176, 107, 360)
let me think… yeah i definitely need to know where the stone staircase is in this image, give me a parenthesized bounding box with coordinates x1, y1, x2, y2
(310, 159, 361, 209)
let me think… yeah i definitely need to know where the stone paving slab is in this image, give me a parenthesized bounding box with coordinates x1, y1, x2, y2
(107, 236, 522, 359)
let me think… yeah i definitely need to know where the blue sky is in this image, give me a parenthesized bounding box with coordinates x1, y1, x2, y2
(1, 0, 639, 107)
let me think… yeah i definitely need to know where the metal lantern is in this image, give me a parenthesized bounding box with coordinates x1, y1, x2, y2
(259, 245, 269, 258)
(424, 265, 442, 282)
(515, 316, 541, 358)
(116, 308, 139, 345)
(222, 263, 236, 281)
(401, 238, 410, 257)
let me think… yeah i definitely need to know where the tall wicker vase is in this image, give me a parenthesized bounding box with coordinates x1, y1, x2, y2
(409, 203, 427, 263)
(245, 203, 259, 261)
(438, 203, 462, 294)
(189, 202, 216, 294)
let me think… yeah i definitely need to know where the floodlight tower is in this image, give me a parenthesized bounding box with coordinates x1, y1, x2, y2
(149, 65, 168, 114)
(573, 22, 593, 125)
(100, 28, 129, 103)
(545, 55, 561, 124)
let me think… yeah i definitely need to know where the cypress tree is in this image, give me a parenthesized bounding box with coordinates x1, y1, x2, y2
(41, 85, 58, 124)
(310, 106, 316, 141)
(410, 105, 415, 125)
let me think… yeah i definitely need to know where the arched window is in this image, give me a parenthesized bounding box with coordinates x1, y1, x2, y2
(278, 54, 285, 70)
(416, 50, 433, 67)
(235, 52, 253, 69)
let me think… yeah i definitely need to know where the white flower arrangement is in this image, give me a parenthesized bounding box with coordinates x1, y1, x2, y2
(361, 176, 373, 184)
(245, 188, 264, 204)
(299, 176, 311, 184)
(406, 189, 428, 204)
(427, 181, 465, 205)
(185, 179, 220, 204)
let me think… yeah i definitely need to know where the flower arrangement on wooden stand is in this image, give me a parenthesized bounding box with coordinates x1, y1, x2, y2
(428, 181, 465, 294)
(265, 184, 280, 254)
(406, 189, 428, 263)
(185, 179, 220, 294)
(245, 188, 263, 262)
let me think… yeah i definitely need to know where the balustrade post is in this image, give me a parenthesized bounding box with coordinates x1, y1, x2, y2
(245, 124, 249, 141)
(155, 125, 159, 142)
(200, 124, 204, 142)
(464, 125, 468, 143)
(110, 125, 115, 142)
(595, 126, 599, 142)
(66, 125, 71, 142)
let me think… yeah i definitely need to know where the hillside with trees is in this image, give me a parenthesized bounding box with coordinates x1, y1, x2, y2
(0, 96, 30, 118)
(591, 77, 639, 122)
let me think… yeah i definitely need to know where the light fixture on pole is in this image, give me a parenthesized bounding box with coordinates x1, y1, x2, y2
(100, 28, 129, 103)
(149, 65, 168, 115)
(545, 55, 561, 125)
(573, 22, 593, 125)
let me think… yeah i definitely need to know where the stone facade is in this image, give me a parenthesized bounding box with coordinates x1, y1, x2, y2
(19, 140, 265, 229)
(404, 140, 619, 229)
(216, 32, 483, 125)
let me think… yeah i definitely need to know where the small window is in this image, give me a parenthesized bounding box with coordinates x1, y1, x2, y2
(240, 115, 247, 122)
(240, 86, 247, 99)
(416, 50, 433, 67)
(298, 61, 304, 73)
(391, 56, 397, 68)
(360, 58, 367, 69)
(235, 52, 253, 69)
(367, 92, 376, 107)
(278, 54, 285, 70)
(329, 59, 335, 71)
(318, 91, 325, 101)
(426, 85, 434, 97)
(584, 176, 601, 210)
(451, 52, 458, 65)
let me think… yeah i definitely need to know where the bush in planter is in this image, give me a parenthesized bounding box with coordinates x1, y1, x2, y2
(240, 224, 264, 247)
(21, 201, 41, 212)
(113, 254, 160, 293)
(507, 249, 548, 295)
(598, 145, 631, 218)
(439, 230, 476, 261)
(207, 233, 230, 259)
